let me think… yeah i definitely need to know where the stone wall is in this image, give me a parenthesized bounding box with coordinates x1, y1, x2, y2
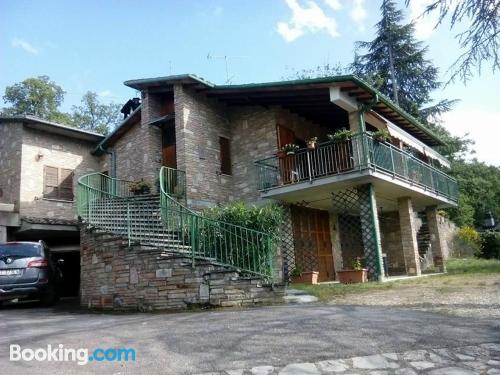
(80, 229, 284, 311)
(438, 215, 458, 259)
(112, 110, 162, 184)
(0, 122, 23, 207)
(174, 85, 233, 209)
(19, 126, 101, 220)
(379, 211, 407, 274)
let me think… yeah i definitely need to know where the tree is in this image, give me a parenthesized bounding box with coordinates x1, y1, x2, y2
(282, 62, 348, 80)
(2, 76, 68, 122)
(70, 91, 122, 135)
(407, 0, 500, 84)
(351, 0, 457, 121)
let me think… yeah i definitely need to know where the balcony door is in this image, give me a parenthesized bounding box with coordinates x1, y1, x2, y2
(162, 124, 176, 168)
(291, 206, 335, 282)
(277, 125, 297, 185)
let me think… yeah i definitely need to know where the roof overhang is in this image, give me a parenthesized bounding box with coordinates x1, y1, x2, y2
(0, 115, 105, 143)
(124, 74, 215, 91)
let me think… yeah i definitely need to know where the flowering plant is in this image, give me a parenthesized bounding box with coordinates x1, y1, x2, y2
(351, 256, 364, 271)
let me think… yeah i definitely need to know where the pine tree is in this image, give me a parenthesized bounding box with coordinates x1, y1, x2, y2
(352, 0, 455, 120)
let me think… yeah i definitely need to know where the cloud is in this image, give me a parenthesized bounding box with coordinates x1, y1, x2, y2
(277, 0, 340, 42)
(11, 38, 39, 54)
(325, 0, 342, 11)
(349, 0, 367, 32)
(98, 90, 113, 98)
(442, 108, 500, 166)
(409, 0, 438, 39)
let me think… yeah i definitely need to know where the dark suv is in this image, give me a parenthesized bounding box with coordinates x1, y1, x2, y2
(0, 241, 62, 306)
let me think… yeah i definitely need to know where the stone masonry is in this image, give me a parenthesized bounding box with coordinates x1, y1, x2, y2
(426, 205, 447, 272)
(80, 228, 284, 311)
(398, 197, 422, 276)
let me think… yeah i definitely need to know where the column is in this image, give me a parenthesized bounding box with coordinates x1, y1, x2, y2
(425, 205, 447, 272)
(398, 197, 421, 276)
(357, 184, 384, 281)
(0, 225, 6, 243)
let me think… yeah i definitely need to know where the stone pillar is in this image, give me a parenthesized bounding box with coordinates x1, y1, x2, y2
(398, 197, 421, 276)
(426, 206, 447, 272)
(357, 184, 384, 281)
(0, 225, 6, 243)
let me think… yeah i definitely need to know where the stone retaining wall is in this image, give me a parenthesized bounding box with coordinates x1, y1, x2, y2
(80, 228, 284, 311)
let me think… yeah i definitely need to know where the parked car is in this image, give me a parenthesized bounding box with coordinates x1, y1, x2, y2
(0, 241, 63, 306)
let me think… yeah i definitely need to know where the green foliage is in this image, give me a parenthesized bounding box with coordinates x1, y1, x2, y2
(282, 62, 348, 80)
(351, 256, 363, 271)
(71, 91, 122, 135)
(290, 265, 304, 277)
(446, 258, 500, 275)
(351, 0, 457, 121)
(371, 129, 391, 142)
(479, 230, 500, 259)
(453, 226, 481, 257)
(327, 128, 353, 142)
(204, 201, 283, 236)
(2, 76, 68, 122)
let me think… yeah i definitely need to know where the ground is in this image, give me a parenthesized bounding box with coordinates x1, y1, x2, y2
(0, 259, 499, 374)
(294, 258, 500, 319)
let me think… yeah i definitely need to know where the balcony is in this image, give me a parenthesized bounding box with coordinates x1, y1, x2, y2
(255, 132, 458, 204)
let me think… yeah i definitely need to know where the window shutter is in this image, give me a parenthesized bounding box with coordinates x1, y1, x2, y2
(219, 137, 232, 175)
(59, 168, 74, 200)
(43, 166, 59, 199)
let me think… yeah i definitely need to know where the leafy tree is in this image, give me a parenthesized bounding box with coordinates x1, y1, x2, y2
(407, 0, 500, 84)
(2, 76, 69, 122)
(351, 0, 457, 120)
(71, 91, 121, 134)
(282, 62, 348, 80)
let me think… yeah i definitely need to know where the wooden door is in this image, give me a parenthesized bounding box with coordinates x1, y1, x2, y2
(291, 206, 335, 282)
(162, 125, 176, 168)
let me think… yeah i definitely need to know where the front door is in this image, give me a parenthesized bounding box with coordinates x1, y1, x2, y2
(291, 206, 335, 282)
(162, 124, 176, 168)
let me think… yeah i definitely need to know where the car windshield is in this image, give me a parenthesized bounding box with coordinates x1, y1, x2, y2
(0, 243, 42, 258)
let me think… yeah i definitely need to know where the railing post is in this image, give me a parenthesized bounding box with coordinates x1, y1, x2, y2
(306, 151, 313, 183)
(190, 215, 197, 268)
(390, 146, 395, 177)
(127, 200, 131, 247)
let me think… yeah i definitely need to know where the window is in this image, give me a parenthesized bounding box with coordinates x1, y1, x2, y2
(219, 137, 232, 175)
(43, 166, 74, 201)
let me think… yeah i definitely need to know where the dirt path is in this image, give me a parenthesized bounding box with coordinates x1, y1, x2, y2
(328, 274, 500, 319)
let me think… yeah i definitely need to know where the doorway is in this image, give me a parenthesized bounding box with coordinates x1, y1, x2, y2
(291, 206, 335, 282)
(162, 124, 176, 168)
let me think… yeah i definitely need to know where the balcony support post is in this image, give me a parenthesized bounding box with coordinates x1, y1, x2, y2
(398, 197, 421, 276)
(425, 205, 447, 273)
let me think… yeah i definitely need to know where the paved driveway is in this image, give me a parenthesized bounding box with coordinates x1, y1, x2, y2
(0, 300, 499, 374)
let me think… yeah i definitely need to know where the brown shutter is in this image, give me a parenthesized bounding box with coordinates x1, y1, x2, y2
(43, 166, 59, 199)
(59, 168, 74, 200)
(219, 137, 232, 175)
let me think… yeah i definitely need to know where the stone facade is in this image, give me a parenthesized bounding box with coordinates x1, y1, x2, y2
(0, 122, 23, 207)
(80, 229, 284, 311)
(19, 126, 101, 220)
(398, 197, 421, 276)
(379, 211, 407, 274)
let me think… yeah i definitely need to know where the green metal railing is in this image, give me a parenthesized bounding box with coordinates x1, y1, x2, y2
(77, 168, 275, 278)
(255, 132, 458, 202)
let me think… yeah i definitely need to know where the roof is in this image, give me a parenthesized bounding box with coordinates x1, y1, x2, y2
(122, 74, 443, 146)
(92, 105, 142, 154)
(0, 115, 105, 142)
(124, 74, 215, 90)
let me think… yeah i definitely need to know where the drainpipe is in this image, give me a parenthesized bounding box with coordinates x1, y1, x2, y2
(357, 93, 379, 167)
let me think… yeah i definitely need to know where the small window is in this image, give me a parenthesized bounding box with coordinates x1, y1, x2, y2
(219, 137, 232, 175)
(43, 166, 74, 201)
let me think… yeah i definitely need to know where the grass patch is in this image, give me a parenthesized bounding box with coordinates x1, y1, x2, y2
(293, 258, 500, 302)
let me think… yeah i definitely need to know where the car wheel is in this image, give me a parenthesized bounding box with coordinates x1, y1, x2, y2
(40, 286, 56, 307)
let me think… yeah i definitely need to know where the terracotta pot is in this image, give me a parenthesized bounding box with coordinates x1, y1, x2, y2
(291, 271, 319, 284)
(337, 269, 368, 284)
(307, 142, 316, 150)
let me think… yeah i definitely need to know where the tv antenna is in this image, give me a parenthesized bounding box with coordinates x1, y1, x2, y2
(207, 53, 246, 84)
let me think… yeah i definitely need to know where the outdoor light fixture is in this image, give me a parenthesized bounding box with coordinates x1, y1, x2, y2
(35, 151, 44, 161)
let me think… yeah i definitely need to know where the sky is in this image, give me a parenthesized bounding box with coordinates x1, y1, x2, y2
(1, 0, 498, 166)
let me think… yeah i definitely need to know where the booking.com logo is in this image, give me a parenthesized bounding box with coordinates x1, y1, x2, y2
(10, 344, 136, 366)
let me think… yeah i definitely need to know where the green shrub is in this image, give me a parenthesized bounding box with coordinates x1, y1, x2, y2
(453, 226, 481, 257)
(479, 230, 500, 259)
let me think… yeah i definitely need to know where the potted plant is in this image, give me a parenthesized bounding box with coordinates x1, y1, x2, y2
(372, 129, 391, 143)
(129, 179, 153, 195)
(327, 128, 353, 142)
(290, 265, 319, 284)
(306, 137, 318, 150)
(282, 143, 299, 155)
(337, 256, 368, 284)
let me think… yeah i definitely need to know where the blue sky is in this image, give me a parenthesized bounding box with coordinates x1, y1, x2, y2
(1, 0, 498, 165)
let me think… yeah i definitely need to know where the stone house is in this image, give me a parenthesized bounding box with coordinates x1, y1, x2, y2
(0, 115, 104, 295)
(76, 74, 458, 310)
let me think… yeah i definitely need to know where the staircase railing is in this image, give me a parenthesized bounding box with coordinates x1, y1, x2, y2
(77, 168, 275, 278)
(159, 166, 275, 278)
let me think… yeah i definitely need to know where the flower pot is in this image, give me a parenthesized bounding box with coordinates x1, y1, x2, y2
(277, 150, 287, 159)
(307, 142, 316, 150)
(291, 271, 319, 284)
(286, 151, 295, 156)
(337, 269, 368, 284)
